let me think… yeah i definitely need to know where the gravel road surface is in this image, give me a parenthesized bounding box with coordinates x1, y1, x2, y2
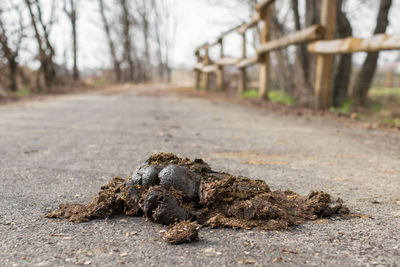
(0, 85, 399, 266)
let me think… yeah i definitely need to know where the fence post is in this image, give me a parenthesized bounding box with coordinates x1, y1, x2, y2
(203, 46, 210, 91)
(238, 32, 247, 95)
(216, 38, 224, 91)
(314, 0, 336, 109)
(258, 5, 270, 100)
(195, 50, 201, 90)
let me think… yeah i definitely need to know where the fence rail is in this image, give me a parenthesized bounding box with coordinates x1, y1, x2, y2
(194, 0, 400, 109)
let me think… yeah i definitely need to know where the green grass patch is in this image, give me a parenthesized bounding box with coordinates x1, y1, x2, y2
(91, 78, 110, 87)
(329, 99, 352, 115)
(242, 89, 259, 99)
(369, 87, 400, 99)
(268, 90, 295, 106)
(369, 87, 400, 106)
(242, 89, 295, 106)
(15, 88, 31, 97)
(382, 117, 400, 126)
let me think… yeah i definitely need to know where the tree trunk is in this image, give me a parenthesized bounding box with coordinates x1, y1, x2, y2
(352, 0, 392, 106)
(98, 0, 121, 82)
(305, 0, 319, 26)
(292, 0, 310, 87)
(141, 0, 150, 81)
(43, 57, 56, 90)
(0, 10, 19, 91)
(113, 60, 122, 82)
(120, 0, 134, 81)
(152, 0, 164, 80)
(25, 0, 57, 90)
(333, 0, 352, 107)
(305, 0, 320, 91)
(270, 10, 294, 93)
(71, 7, 79, 81)
(19, 66, 30, 88)
(8, 58, 17, 91)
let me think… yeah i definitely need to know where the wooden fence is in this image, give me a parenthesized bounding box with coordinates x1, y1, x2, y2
(194, 0, 400, 109)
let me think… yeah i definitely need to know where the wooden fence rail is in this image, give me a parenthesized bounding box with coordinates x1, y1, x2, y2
(194, 0, 400, 109)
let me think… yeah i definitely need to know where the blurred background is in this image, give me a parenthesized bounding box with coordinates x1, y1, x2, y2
(0, 0, 399, 124)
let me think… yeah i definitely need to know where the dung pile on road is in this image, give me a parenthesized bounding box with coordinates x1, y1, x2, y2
(46, 152, 349, 244)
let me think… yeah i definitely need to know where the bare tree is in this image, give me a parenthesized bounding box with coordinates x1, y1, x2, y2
(333, 0, 352, 107)
(305, 0, 319, 26)
(152, 0, 175, 82)
(0, 5, 24, 91)
(270, 6, 294, 93)
(352, 0, 392, 106)
(304, 0, 320, 92)
(292, 0, 311, 91)
(152, 0, 165, 80)
(63, 0, 79, 81)
(136, 0, 151, 81)
(119, 0, 135, 81)
(98, 0, 121, 82)
(24, 0, 58, 90)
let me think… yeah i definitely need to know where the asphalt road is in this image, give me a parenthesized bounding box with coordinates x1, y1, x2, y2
(0, 85, 399, 266)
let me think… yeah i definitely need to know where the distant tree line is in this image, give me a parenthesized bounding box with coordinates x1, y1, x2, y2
(0, 0, 175, 93)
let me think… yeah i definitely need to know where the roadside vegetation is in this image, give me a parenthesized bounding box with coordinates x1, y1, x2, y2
(330, 87, 400, 127)
(242, 89, 295, 106)
(241, 86, 400, 128)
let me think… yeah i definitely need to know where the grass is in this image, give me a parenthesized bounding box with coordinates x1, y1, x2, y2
(240, 86, 400, 128)
(382, 118, 400, 126)
(15, 88, 31, 97)
(242, 89, 259, 99)
(242, 89, 295, 106)
(329, 99, 352, 115)
(369, 87, 400, 99)
(92, 79, 107, 87)
(326, 87, 400, 127)
(369, 87, 400, 107)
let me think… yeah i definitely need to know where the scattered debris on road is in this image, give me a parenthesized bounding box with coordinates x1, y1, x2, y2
(46, 152, 349, 244)
(163, 221, 201, 244)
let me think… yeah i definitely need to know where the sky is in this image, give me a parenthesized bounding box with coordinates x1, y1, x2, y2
(4, 0, 400, 71)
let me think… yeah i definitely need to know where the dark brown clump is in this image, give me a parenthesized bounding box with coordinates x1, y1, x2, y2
(140, 186, 192, 225)
(46, 177, 129, 222)
(46, 152, 350, 243)
(162, 221, 201, 244)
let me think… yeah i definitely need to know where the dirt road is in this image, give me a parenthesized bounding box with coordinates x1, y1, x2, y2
(0, 85, 399, 266)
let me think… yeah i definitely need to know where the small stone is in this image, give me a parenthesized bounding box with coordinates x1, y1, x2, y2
(272, 257, 284, 262)
(242, 259, 256, 264)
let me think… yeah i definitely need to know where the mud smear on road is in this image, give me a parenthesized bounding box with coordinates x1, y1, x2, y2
(46, 152, 349, 244)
